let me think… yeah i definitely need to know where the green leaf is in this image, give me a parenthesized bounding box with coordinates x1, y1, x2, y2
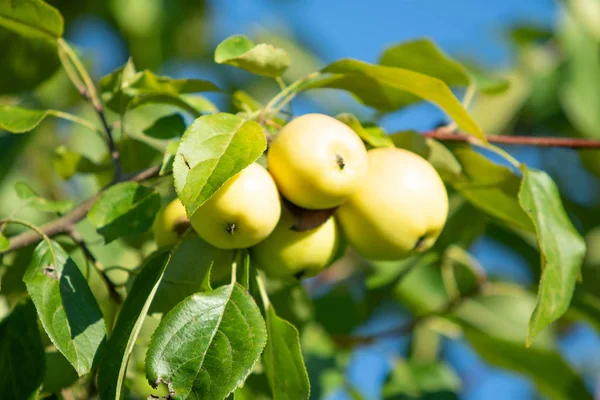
(263, 306, 310, 400)
(0, 105, 50, 133)
(144, 113, 186, 139)
(146, 283, 267, 399)
(150, 234, 232, 314)
(215, 35, 290, 78)
(306, 60, 484, 140)
(0, 300, 46, 400)
(173, 113, 267, 216)
(88, 182, 161, 243)
(383, 359, 460, 399)
(519, 168, 586, 345)
(336, 113, 394, 148)
(0, 232, 9, 251)
(461, 325, 591, 400)
(0, 0, 63, 40)
(23, 239, 106, 376)
(53, 145, 110, 180)
(379, 38, 470, 87)
(15, 181, 73, 213)
(41, 349, 78, 394)
(97, 251, 170, 400)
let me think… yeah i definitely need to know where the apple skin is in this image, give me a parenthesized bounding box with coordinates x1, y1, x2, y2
(267, 113, 368, 209)
(336, 147, 448, 261)
(153, 198, 188, 247)
(190, 163, 281, 249)
(250, 206, 344, 278)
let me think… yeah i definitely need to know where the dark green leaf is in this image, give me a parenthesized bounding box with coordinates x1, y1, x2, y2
(144, 113, 186, 139)
(306, 60, 484, 140)
(53, 145, 110, 180)
(15, 181, 73, 213)
(23, 239, 106, 376)
(146, 283, 267, 399)
(336, 113, 394, 148)
(215, 35, 290, 78)
(0, 0, 63, 39)
(519, 168, 586, 345)
(88, 182, 161, 243)
(461, 325, 591, 400)
(0, 300, 45, 399)
(383, 360, 460, 399)
(173, 113, 267, 216)
(263, 306, 310, 400)
(98, 251, 171, 400)
(41, 349, 78, 394)
(379, 38, 470, 87)
(120, 136, 162, 174)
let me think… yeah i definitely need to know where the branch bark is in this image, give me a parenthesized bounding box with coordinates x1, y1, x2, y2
(423, 130, 600, 149)
(1, 166, 161, 254)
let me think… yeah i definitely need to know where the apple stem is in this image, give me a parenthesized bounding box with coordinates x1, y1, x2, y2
(226, 223, 237, 235)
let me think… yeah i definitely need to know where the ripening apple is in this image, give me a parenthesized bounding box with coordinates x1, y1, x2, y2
(250, 207, 344, 278)
(267, 113, 368, 209)
(336, 147, 448, 260)
(153, 198, 188, 247)
(190, 163, 281, 249)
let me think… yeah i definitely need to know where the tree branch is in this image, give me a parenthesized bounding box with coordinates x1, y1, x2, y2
(423, 129, 600, 149)
(1, 166, 161, 254)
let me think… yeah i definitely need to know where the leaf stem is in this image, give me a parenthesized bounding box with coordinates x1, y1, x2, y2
(256, 272, 271, 309)
(50, 110, 106, 142)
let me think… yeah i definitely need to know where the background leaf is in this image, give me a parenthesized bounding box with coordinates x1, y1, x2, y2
(0, 300, 46, 399)
(146, 283, 267, 400)
(23, 239, 106, 376)
(336, 113, 394, 148)
(173, 113, 267, 216)
(87, 182, 161, 243)
(215, 34, 290, 77)
(382, 359, 460, 399)
(519, 168, 586, 344)
(0, 0, 63, 39)
(0, 105, 51, 133)
(144, 113, 186, 139)
(15, 181, 73, 213)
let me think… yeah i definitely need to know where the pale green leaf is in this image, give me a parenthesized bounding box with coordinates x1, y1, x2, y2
(0, 105, 49, 133)
(15, 181, 73, 213)
(173, 113, 266, 216)
(383, 360, 460, 399)
(215, 35, 290, 78)
(0, 232, 9, 252)
(0, 0, 63, 40)
(336, 113, 394, 148)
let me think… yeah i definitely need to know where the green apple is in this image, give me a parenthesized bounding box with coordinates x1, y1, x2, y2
(153, 198, 188, 247)
(336, 147, 448, 260)
(190, 163, 281, 249)
(250, 206, 344, 278)
(267, 113, 368, 209)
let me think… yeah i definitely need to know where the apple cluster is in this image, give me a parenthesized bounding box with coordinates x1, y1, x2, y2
(153, 114, 449, 279)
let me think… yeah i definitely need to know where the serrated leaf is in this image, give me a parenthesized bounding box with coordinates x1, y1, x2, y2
(15, 181, 73, 213)
(215, 35, 290, 78)
(336, 113, 394, 148)
(519, 168, 586, 345)
(98, 251, 171, 400)
(88, 182, 161, 243)
(0, 300, 45, 399)
(379, 38, 470, 87)
(461, 325, 591, 400)
(146, 283, 267, 400)
(23, 239, 106, 376)
(263, 306, 310, 400)
(53, 146, 110, 180)
(144, 113, 186, 139)
(0, 0, 63, 40)
(173, 113, 267, 216)
(306, 60, 484, 140)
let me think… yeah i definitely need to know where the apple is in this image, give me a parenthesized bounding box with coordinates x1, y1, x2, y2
(336, 147, 448, 260)
(153, 198, 188, 247)
(250, 206, 344, 278)
(267, 113, 368, 209)
(190, 163, 281, 249)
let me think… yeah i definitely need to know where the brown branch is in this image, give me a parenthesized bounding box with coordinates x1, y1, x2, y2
(423, 130, 600, 149)
(1, 166, 161, 254)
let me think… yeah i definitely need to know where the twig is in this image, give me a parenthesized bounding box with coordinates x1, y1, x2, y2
(1, 166, 161, 253)
(423, 129, 600, 149)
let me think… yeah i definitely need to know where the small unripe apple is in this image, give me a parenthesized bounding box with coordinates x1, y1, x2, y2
(267, 113, 368, 209)
(190, 163, 281, 249)
(250, 206, 344, 278)
(336, 148, 448, 260)
(153, 198, 188, 247)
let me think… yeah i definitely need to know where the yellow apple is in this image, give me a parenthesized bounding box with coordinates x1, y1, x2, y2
(336, 147, 448, 260)
(190, 163, 281, 249)
(153, 198, 188, 247)
(250, 206, 344, 278)
(267, 113, 368, 209)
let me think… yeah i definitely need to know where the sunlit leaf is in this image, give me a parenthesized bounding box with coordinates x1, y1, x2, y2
(215, 34, 290, 78)
(337, 113, 394, 148)
(0, 0, 63, 40)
